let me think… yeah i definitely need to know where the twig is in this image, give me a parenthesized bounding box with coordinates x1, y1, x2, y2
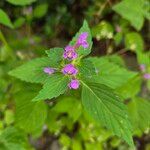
(96, 0, 112, 17)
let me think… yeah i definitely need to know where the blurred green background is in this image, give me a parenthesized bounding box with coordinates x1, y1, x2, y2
(0, 0, 150, 150)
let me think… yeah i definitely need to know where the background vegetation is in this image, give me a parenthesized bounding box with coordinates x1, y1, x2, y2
(0, 0, 150, 150)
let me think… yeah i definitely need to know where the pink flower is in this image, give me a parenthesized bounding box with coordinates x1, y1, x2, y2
(63, 45, 78, 60)
(140, 64, 146, 72)
(69, 79, 80, 89)
(143, 73, 150, 79)
(44, 67, 55, 75)
(76, 32, 89, 48)
(65, 45, 75, 52)
(62, 64, 78, 75)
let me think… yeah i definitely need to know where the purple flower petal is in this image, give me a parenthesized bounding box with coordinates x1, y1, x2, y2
(76, 32, 89, 48)
(69, 79, 80, 89)
(63, 45, 78, 60)
(143, 73, 150, 79)
(82, 41, 89, 48)
(62, 64, 78, 75)
(63, 51, 78, 60)
(44, 67, 55, 75)
(65, 45, 75, 52)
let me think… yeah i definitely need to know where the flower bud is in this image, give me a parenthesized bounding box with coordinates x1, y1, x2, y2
(62, 64, 78, 75)
(69, 79, 80, 89)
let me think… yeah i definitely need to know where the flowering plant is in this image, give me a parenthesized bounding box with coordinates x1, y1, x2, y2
(9, 20, 137, 147)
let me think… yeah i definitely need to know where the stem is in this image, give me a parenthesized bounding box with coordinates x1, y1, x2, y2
(96, 0, 111, 17)
(0, 30, 8, 45)
(116, 48, 128, 55)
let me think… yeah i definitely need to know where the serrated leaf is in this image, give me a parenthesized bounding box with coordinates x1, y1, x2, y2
(0, 9, 13, 28)
(32, 74, 69, 101)
(81, 80, 134, 146)
(78, 59, 96, 78)
(125, 32, 144, 52)
(15, 91, 47, 134)
(128, 97, 150, 131)
(87, 57, 137, 89)
(45, 47, 64, 63)
(69, 20, 93, 56)
(6, 0, 36, 6)
(9, 57, 58, 83)
(113, 0, 149, 30)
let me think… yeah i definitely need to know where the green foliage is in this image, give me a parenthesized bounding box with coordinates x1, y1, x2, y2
(0, 9, 13, 28)
(6, 0, 37, 6)
(69, 20, 93, 56)
(52, 96, 82, 122)
(32, 74, 69, 101)
(88, 57, 137, 89)
(137, 51, 150, 65)
(4, 110, 14, 125)
(45, 47, 64, 63)
(114, 32, 123, 45)
(33, 3, 48, 18)
(9, 57, 58, 83)
(117, 75, 142, 99)
(0, 46, 13, 62)
(15, 90, 47, 134)
(0, 127, 31, 150)
(78, 59, 96, 78)
(81, 80, 134, 146)
(92, 21, 114, 40)
(113, 0, 150, 30)
(125, 32, 144, 52)
(0, 1, 149, 149)
(128, 97, 150, 132)
(13, 17, 25, 28)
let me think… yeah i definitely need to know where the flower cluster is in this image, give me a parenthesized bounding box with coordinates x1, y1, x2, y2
(44, 32, 89, 89)
(139, 64, 150, 80)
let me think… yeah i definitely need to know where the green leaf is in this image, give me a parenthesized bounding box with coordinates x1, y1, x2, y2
(9, 57, 58, 83)
(88, 57, 137, 89)
(78, 59, 96, 78)
(137, 51, 150, 65)
(125, 32, 144, 52)
(0, 127, 29, 150)
(92, 21, 114, 40)
(32, 74, 69, 101)
(4, 110, 14, 125)
(0, 9, 13, 28)
(81, 80, 134, 146)
(15, 90, 47, 134)
(6, 0, 36, 6)
(69, 20, 93, 56)
(128, 97, 150, 131)
(52, 96, 82, 122)
(14, 17, 25, 28)
(45, 47, 64, 63)
(113, 0, 149, 30)
(33, 4, 48, 18)
(105, 55, 125, 67)
(0, 45, 13, 62)
(116, 75, 142, 99)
